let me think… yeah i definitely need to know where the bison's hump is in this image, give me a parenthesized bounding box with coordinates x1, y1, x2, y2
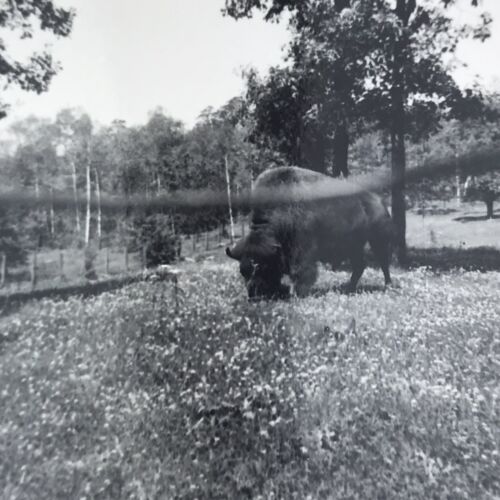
(253, 166, 367, 204)
(254, 166, 325, 190)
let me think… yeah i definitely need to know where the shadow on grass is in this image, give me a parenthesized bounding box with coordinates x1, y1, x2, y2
(311, 246, 500, 297)
(406, 246, 500, 272)
(0, 274, 145, 318)
(310, 282, 391, 297)
(453, 214, 500, 223)
(414, 207, 459, 216)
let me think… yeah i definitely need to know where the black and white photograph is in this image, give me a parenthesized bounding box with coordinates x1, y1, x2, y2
(1, 0, 499, 498)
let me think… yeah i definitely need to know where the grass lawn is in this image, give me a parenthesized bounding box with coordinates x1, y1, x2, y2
(407, 201, 500, 249)
(1, 261, 499, 499)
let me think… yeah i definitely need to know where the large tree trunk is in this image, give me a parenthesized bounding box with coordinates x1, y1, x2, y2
(84, 156, 91, 246)
(391, 124, 407, 265)
(483, 190, 496, 219)
(391, 65, 407, 265)
(332, 124, 349, 177)
(71, 159, 81, 234)
(390, 0, 415, 266)
(94, 167, 102, 247)
(224, 154, 235, 245)
(486, 199, 494, 219)
(330, 0, 351, 178)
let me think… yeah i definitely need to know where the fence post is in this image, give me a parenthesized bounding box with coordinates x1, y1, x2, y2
(192, 234, 196, 253)
(125, 246, 129, 272)
(105, 246, 110, 274)
(0, 252, 6, 288)
(84, 246, 98, 280)
(59, 249, 65, 282)
(177, 237, 182, 260)
(205, 231, 210, 251)
(30, 249, 38, 290)
(141, 245, 147, 270)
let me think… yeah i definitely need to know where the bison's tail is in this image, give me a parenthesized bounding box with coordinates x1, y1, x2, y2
(368, 207, 396, 259)
(363, 193, 396, 244)
(383, 208, 397, 244)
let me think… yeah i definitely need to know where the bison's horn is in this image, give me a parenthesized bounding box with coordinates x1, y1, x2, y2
(226, 246, 242, 260)
(226, 237, 247, 260)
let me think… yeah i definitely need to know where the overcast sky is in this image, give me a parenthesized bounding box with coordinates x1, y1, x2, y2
(1, 0, 500, 134)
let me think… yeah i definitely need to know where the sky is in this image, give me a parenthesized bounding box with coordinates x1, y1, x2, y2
(1, 0, 500, 134)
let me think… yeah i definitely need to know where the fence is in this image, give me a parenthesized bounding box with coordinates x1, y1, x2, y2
(0, 218, 248, 295)
(0, 246, 143, 295)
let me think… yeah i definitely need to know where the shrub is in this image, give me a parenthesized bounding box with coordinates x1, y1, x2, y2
(135, 213, 181, 268)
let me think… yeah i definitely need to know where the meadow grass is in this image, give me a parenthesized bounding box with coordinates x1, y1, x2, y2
(1, 262, 499, 499)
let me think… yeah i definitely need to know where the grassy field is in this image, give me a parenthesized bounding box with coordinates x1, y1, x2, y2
(1, 259, 499, 499)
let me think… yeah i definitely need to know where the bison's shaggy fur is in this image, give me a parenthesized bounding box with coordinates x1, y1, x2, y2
(226, 166, 394, 299)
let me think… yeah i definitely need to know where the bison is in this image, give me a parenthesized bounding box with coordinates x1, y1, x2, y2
(226, 166, 394, 299)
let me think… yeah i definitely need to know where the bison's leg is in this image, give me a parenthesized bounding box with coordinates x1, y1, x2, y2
(346, 245, 366, 293)
(290, 261, 318, 297)
(369, 237, 392, 286)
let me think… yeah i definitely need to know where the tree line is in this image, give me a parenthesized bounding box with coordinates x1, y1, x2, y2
(0, 102, 281, 270)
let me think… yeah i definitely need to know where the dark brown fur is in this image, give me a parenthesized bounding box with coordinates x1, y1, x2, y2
(226, 166, 393, 299)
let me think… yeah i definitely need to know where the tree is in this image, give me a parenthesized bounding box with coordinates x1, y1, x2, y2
(143, 108, 185, 193)
(9, 116, 62, 248)
(244, 67, 314, 170)
(225, 0, 490, 264)
(54, 109, 93, 244)
(0, 0, 74, 118)
(9, 116, 58, 197)
(466, 178, 500, 219)
(240, 1, 375, 176)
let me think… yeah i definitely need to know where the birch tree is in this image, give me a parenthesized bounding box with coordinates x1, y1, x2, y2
(55, 109, 93, 243)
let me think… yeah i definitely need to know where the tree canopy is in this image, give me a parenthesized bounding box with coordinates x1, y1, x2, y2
(0, 0, 74, 118)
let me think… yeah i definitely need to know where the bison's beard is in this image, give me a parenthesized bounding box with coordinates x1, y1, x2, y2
(246, 272, 290, 301)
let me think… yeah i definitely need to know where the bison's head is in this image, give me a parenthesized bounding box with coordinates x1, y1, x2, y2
(226, 231, 289, 300)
